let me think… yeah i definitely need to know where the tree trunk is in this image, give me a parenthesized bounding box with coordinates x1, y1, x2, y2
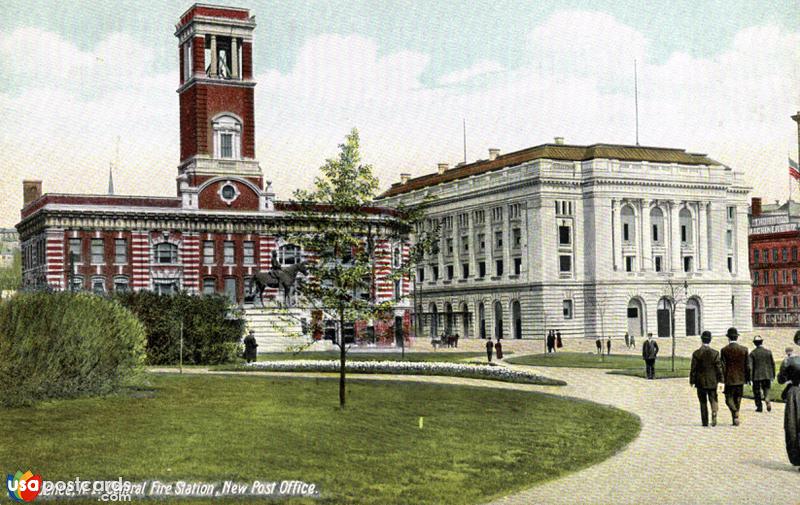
(339, 309, 346, 408)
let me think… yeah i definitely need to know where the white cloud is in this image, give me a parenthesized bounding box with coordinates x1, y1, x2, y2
(1, 12, 798, 228)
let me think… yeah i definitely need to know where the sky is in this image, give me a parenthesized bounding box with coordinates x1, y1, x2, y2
(1, 0, 798, 227)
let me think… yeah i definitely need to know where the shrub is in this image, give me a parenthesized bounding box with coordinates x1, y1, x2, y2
(0, 292, 146, 407)
(113, 291, 244, 365)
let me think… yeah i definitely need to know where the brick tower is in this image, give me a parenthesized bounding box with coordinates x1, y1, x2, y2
(174, 4, 273, 211)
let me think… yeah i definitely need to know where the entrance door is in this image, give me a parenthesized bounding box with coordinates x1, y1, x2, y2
(657, 298, 672, 338)
(685, 308, 697, 336)
(626, 298, 644, 338)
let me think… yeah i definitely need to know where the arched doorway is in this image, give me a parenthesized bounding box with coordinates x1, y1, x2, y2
(460, 302, 470, 338)
(685, 297, 701, 336)
(494, 301, 504, 340)
(511, 300, 522, 339)
(444, 302, 453, 336)
(627, 297, 644, 338)
(430, 303, 438, 338)
(478, 302, 486, 339)
(657, 297, 672, 338)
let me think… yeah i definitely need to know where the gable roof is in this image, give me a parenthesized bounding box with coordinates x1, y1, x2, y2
(379, 142, 722, 198)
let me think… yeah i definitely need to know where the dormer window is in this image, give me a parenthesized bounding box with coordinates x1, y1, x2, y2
(212, 114, 241, 159)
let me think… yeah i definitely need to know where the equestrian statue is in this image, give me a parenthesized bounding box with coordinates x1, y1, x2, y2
(252, 250, 309, 307)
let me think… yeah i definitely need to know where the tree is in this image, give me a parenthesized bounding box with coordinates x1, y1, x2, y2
(288, 128, 402, 408)
(661, 278, 689, 372)
(585, 292, 610, 362)
(0, 251, 21, 298)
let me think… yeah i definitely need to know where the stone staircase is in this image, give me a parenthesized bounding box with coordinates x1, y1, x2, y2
(242, 303, 334, 353)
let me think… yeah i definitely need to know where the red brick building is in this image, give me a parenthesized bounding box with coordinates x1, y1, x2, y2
(749, 197, 800, 326)
(16, 5, 409, 314)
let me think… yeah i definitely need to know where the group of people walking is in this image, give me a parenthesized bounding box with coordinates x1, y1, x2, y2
(546, 330, 563, 353)
(486, 338, 503, 362)
(688, 327, 800, 471)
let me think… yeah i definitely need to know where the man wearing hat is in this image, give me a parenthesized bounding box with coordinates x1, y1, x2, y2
(720, 327, 750, 426)
(690, 330, 723, 426)
(777, 331, 800, 471)
(748, 335, 775, 412)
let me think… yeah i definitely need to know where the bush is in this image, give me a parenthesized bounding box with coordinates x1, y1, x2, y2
(0, 292, 146, 407)
(113, 291, 244, 365)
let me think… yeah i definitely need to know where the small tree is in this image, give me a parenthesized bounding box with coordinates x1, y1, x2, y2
(661, 278, 689, 372)
(289, 128, 400, 408)
(585, 292, 610, 362)
(0, 251, 22, 298)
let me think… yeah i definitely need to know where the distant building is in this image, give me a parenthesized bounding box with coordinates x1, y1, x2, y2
(378, 141, 753, 340)
(0, 228, 19, 268)
(748, 197, 800, 326)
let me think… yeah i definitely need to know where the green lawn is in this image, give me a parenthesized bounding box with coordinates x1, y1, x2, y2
(257, 351, 490, 363)
(507, 352, 692, 372)
(0, 374, 639, 505)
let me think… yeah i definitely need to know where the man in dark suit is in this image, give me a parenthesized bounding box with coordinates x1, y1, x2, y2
(720, 327, 750, 426)
(485, 338, 494, 363)
(690, 331, 723, 426)
(749, 336, 776, 412)
(642, 333, 659, 379)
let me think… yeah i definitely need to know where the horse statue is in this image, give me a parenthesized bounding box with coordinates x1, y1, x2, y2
(252, 261, 309, 307)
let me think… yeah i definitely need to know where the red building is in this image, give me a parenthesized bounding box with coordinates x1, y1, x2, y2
(749, 197, 800, 326)
(16, 5, 409, 314)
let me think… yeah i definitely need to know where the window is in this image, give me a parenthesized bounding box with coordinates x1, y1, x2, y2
(794, 247, 798, 262)
(514, 257, 522, 275)
(753, 271, 758, 286)
(478, 233, 486, 252)
(69, 238, 82, 264)
(280, 244, 301, 265)
(473, 209, 485, 224)
(394, 279, 402, 301)
(681, 225, 687, 243)
(774, 271, 779, 285)
(560, 255, 572, 273)
(114, 239, 127, 264)
(512, 228, 521, 248)
(243, 241, 255, 265)
(462, 263, 469, 278)
(91, 277, 106, 294)
(559, 225, 571, 245)
(461, 236, 469, 252)
(418, 267, 425, 282)
(156, 243, 179, 264)
(625, 256, 634, 272)
(653, 256, 662, 272)
(221, 184, 236, 200)
(783, 248, 789, 262)
(446, 265, 454, 280)
(754, 249, 760, 264)
(773, 297, 779, 307)
(794, 270, 798, 285)
(114, 276, 129, 293)
(91, 239, 104, 265)
(621, 205, 635, 243)
(223, 241, 235, 264)
(224, 277, 237, 303)
(679, 208, 693, 245)
(773, 248, 779, 262)
(491, 206, 503, 222)
(794, 296, 798, 308)
(652, 225, 659, 242)
(727, 257, 733, 273)
(203, 278, 216, 295)
(203, 241, 215, 264)
(432, 266, 439, 281)
(650, 207, 664, 244)
(495, 260, 503, 276)
(765, 296, 770, 308)
(212, 114, 241, 159)
(726, 231, 733, 249)
(784, 270, 789, 284)
(71, 276, 83, 291)
(494, 231, 503, 249)
(446, 238, 454, 255)
(182, 40, 193, 80)
(623, 223, 630, 242)
(727, 206, 735, 221)
(478, 261, 486, 278)
(563, 300, 573, 319)
(508, 203, 521, 219)
(684, 256, 693, 272)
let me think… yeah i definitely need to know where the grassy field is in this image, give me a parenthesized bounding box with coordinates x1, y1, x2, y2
(0, 374, 639, 505)
(256, 351, 490, 363)
(507, 352, 692, 372)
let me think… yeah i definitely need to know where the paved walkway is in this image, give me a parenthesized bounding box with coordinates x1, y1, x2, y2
(152, 360, 799, 505)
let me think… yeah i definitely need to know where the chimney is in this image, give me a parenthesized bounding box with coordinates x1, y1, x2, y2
(23, 180, 42, 206)
(751, 197, 762, 217)
(488, 148, 500, 161)
(400, 173, 411, 185)
(437, 163, 449, 175)
(554, 137, 564, 145)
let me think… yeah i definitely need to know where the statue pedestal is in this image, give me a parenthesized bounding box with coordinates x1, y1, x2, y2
(243, 303, 333, 353)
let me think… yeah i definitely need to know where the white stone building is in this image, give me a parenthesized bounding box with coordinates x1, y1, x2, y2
(376, 141, 753, 340)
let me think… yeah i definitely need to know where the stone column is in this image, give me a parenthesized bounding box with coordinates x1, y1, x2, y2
(641, 199, 651, 271)
(502, 205, 511, 278)
(697, 202, 707, 270)
(467, 211, 476, 279)
(209, 35, 218, 77)
(485, 209, 494, 275)
(670, 200, 682, 272)
(231, 37, 239, 79)
(612, 199, 622, 271)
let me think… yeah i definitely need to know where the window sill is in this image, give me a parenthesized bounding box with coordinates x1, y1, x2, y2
(457, 279, 468, 283)
(475, 277, 486, 282)
(443, 280, 453, 285)
(491, 276, 503, 281)
(509, 274, 520, 279)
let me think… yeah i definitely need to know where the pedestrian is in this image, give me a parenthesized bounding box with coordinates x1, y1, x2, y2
(556, 330, 563, 349)
(749, 336, 775, 413)
(690, 330, 723, 427)
(486, 338, 494, 363)
(777, 331, 800, 471)
(624, 332, 630, 349)
(720, 327, 750, 426)
(495, 339, 503, 360)
(596, 337, 602, 355)
(243, 330, 258, 363)
(454, 333, 460, 348)
(606, 336, 612, 356)
(630, 333, 636, 350)
(547, 330, 555, 353)
(642, 333, 659, 379)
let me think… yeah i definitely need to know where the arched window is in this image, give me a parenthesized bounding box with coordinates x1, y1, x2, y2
(444, 302, 453, 335)
(511, 300, 521, 339)
(212, 114, 241, 159)
(493, 300, 504, 340)
(279, 244, 302, 266)
(460, 302, 470, 338)
(650, 207, 664, 244)
(430, 303, 438, 338)
(113, 276, 129, 293)
(685, 297, 701, 336)
(679, 208, 693, 245)
(155, 243, 179, 264)
(91, 276, 106, 294)
(478, 302, 486, 339)
(621, 205, 636, 244)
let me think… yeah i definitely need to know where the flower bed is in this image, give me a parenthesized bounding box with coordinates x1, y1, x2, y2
(236, 360, 566, 386)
